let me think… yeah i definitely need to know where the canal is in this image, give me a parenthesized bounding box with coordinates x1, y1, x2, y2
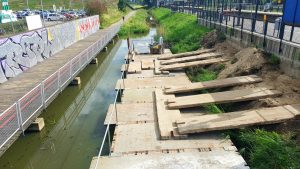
(0, 28, 157, 169)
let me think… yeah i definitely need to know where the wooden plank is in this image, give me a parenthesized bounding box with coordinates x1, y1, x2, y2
(154, 89, 186, 139)
(167, 88, 282, 109)
(164, 75, 262, 94)
(90, 151, 249, 169)
(141, 60, 155, 70)
(160, 53, 222, 65)
(159, 58, 227, 71)
(115, 76, 191, 90)
(121, 89, 175, 103)
(158, 49, 215, 60)
(176, 105, 300, 134)
(127, 62, 142, 74)
(154, 59, 169, 75)
(121, 64, 128, 72)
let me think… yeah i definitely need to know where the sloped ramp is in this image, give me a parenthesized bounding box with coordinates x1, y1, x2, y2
(90, 151, 249, 169)
(167, 88, 282, 109)
(176, 104, 300, 134)
(164, 75, 262, 94)
(158, 49, 215, 60)
(159, 58, 227, 71)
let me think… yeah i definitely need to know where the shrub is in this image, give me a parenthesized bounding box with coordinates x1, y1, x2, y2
(86, 0, 107, 15)
(118, 0, 126, 11)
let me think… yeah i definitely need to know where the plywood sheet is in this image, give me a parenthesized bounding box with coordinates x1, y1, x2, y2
(176, 104, 300, 134)
(158, 49, 215, 60)
(167, 88, 282, 109)
(164, 75, 262, 94)
(160, 52, 222, 65)
(159, 58, 227, 71)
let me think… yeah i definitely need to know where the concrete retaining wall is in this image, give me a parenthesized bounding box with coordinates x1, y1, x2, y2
(0, 15, 100, 83)
(198, 18, 300, 79)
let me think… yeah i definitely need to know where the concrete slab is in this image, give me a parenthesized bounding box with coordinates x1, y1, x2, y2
(90, 151, 249, 169)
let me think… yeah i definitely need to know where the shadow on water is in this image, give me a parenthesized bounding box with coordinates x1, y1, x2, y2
(0, 28, 157, 169)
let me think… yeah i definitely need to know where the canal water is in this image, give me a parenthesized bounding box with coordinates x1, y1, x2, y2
(0, 28, 157, 169)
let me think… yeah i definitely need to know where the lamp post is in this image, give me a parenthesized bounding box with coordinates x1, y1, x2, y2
(41, 0, 45, 27)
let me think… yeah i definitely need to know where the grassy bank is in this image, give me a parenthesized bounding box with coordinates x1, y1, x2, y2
(150, 8, 210, 53)
(229, 129, 300, 169)
(118, 9, 149, 38)
(100, 7, 129, 29)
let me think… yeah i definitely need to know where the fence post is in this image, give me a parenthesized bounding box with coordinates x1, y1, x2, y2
(16, 101, 25, 135)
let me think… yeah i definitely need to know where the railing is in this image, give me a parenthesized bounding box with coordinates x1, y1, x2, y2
(0, 22, 122, 153)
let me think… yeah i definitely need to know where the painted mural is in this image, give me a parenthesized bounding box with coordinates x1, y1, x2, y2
(0, 15, 100, 83)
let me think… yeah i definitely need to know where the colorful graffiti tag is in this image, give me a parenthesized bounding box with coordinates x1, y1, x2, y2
(0, 15, 100, 83)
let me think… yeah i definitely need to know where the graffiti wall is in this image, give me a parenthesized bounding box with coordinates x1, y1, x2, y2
(0, 15, 100, 83)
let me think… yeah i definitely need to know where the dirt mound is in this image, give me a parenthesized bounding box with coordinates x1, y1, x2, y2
(218, 48, 266, 79)
(201, 30, 226, 49)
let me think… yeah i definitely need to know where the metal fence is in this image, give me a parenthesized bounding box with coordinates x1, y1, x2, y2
(166, 0, 300, 51)
(0, 21, 121, 153)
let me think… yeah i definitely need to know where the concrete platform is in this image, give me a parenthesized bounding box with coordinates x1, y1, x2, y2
(104, 103, 155, 125)
(90, 151, 249, 169)
(111, 122, 236, 155)
(115, 75, 191, 90)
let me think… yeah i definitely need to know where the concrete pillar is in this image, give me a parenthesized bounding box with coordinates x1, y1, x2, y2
(90, 58, 98, 64)
(27, 118, 45, 132)
(70, 77, 81, 85)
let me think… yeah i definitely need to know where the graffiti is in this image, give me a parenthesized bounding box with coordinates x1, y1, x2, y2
(0, 29, 52, 83)
(0, 15, 100, 83)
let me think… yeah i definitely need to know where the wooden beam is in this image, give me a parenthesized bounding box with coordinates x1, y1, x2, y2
(176, 104, 300, 134)
(167, 88, 282, 109)
(127, 62, 142, 74)
(164, 75, 262, 94)
(158, 49, 215, 60)
(159, 58, 227, 71)
(160, 53, 222, 65)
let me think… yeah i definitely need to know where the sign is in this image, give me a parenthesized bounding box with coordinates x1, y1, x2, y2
(26, 15, 43, 31)
(282, 0, 300, 26)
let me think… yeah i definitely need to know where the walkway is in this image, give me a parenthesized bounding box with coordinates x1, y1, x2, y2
(0, 11, 135, 157)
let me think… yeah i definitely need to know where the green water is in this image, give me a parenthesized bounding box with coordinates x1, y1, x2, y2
(0, 39, 127, 169)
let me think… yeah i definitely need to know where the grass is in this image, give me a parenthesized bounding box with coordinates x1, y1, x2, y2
(186, 67, 223, 114)
(229, 129, 300, 169)
(100, 7, 128, 29)
(7, 0, 84, 10)
(127, 3, 145, 10)
(118, 9, 149, 38)
(150, 8, 210, 54)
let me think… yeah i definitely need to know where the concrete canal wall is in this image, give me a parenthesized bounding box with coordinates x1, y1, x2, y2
(0, 15, 100, 83)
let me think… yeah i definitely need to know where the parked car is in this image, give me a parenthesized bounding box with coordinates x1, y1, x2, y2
(64, 13, 75, 20)
(264, 3, 273, 12)
(46, 13, 65, 21)
(68, 11, 78, 18)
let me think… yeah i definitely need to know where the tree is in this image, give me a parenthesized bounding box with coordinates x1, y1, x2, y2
(118, 0, 126, 11)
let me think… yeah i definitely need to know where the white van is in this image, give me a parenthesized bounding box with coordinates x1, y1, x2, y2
(47, 13, 65, 21)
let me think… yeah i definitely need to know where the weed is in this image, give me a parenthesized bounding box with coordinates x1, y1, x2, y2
(186, 68, 217, 82)
(229, 129, 300, 169)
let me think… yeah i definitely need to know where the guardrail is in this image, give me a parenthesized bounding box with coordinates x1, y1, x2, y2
(0, 21, 122, 153)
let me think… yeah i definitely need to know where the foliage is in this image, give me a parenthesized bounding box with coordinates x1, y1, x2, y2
(150, 8, 210, 53)
(186, 67, 223, 114)
(86, 0, 107, 16)
(100, 7, 128, 29)
(186, 67, 217, 82)
(118, 10, 149, 38)
(118, 0, 127, 11)
(0, 19, 27, 37)
(229, 129, 300, 169)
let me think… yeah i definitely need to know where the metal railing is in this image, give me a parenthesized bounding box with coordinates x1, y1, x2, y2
(0, 21, 122, 153)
